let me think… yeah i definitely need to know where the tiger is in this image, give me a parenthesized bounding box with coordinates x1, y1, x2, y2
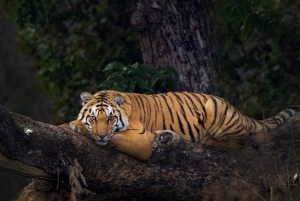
(65, 90, 297, 160)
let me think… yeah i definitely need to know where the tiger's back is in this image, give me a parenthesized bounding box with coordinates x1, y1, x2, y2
(126, 92, 210, 142)
(126, 91, 296, 147)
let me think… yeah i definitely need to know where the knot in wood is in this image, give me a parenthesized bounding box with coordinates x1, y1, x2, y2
(130, 11, 147, 33)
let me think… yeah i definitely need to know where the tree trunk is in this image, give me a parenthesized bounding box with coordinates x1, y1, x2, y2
(130, 0, 218, 94)
(0, 105, 299, 201)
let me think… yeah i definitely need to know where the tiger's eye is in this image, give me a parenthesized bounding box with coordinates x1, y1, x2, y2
(107, 116, 114, 121)
(90, 116, 96, 121)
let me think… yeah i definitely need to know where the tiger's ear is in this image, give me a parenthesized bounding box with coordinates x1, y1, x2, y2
(80, 92, 94, 106)
(114, 94, 124, 107)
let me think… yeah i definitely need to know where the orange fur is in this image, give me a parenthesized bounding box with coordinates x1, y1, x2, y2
(66, 90, 296, 160)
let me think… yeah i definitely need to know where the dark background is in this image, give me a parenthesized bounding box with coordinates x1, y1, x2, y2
(0, 16, 52, 201)
(1, 0, 300, 199)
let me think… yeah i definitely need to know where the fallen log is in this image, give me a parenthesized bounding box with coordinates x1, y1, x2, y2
(0, 105, 299, 201)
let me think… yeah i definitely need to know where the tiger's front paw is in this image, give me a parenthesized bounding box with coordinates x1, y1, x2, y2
(69, 120, 89, 136)
(60, 120, 89, 136)
(152, 130, 181, 153)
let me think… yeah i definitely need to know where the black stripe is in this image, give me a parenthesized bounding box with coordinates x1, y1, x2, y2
(224, 127, 246, 137)
(174, 110, 196, 142)
(151, 96, 160, 130)
(170, 124, 174, 132)
(221, 118, 238, 134)
(172, 93, 192, 136)
(189, 127, 195, 142)
(160, 94, 174, 123)
(208, 97, 218, 129)
(157, 97, 166, 130)
(181, 93, 195, 116)
(139, 128, 146, 134)
(172, 92, 187, 116)
(211, 103, 229, 134)
(169, 94, 175, 106)
(225, 109, 237, 126)
(271, 117, 281, 125)
(176, 112, 185, 135)
(194, 124, 201, 141)
(184, 117, 195, 142)
(250, 119, 257, 131)
(117, 110, 125, 128)
(171, 93, 196, 141)
(171, 92, 184, 104)
(135, 95, 145, 122)
(189, 93, 207, 121)
(182, 92, 198, 115)
(151, 95, 160, 112)
(79, 109, 88, 120)
(176, 102, 196, 141)
(196, 92, 208, 101)
(277, 113, 287, 122)
(141, 94, 151, 127)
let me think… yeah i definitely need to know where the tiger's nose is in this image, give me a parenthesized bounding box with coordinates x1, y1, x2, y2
(97, 135, 106, 139)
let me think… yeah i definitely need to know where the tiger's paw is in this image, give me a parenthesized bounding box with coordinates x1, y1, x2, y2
(59, 123, 72, 129)
(152, 130, 181, 153)
(70, 120, 90, 136)
(60, 120, 89, 136)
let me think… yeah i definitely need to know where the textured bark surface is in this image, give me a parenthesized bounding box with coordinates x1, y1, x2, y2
(130, 0, 218, 94)
(0, 105, 299, 201)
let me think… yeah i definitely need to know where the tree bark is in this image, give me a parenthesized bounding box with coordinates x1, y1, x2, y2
(130, 0, 218, 94)
(0, 105, 299, 201)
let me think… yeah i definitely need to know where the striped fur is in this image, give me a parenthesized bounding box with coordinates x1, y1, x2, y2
(70, 90, 296, 160)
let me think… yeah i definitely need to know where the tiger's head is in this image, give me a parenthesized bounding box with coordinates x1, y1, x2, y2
(77, 91, 130, 146)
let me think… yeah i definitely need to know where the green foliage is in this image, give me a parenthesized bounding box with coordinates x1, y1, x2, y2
(214, 0, 300, 117)
(1, 0, 142, 122)
(1, 0, 299, 121)
(99, 62, 178, 93)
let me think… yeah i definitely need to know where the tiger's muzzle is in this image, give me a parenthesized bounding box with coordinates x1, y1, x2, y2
(92, 134, 112, 146)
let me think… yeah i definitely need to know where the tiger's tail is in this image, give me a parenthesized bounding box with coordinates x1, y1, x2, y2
(249, 109, 297, 133)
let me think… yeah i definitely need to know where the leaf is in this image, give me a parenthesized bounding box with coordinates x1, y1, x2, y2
(150, 74, 160, 88)
(136, 79, 152, 91)
(271, 34, 281, 56)
(157, 66, 179, 77)
(139, 64, 153, 72)
(126, 66, 142, 75)
(240, 13, 253, 39)
(105, 72, 122, 80)
(128, 81, 136, 92)
(103, 61, 124, 72)
(131, 62, 139, 68)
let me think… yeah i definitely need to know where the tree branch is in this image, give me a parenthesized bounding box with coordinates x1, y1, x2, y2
(0, 105, 299, 200)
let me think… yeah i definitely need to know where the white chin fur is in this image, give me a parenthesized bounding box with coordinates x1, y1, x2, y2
(95, 141, 108, 146)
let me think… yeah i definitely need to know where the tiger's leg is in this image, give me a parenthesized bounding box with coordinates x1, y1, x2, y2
(202, 98, 247, 149)
(59, 120, 90, 137)
(109, 129, 155, 161)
